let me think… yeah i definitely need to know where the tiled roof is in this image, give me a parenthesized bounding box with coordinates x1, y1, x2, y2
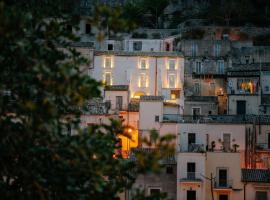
(242, 169, 270, 182)
(94, 50, 183, 57)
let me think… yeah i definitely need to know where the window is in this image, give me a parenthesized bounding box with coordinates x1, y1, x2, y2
(245, 55, 250, 64)
(170, 90, 180, 99)
(255, 191, 267, 200)
(265, 86, 269, 92)
(168, 74, 176, 88)
(194, 83, 200, 95)
(191, 42, 198, 56)
(165, 42, 171, 51)
(149, 188, 161, 195)
(195, 61, 202, 73)
(116, 96, 123, 110)
(218, 168, 228, 187)
(104, 57, 112, 68)
(166, 166, 173, 174)
(104, 72, 112, 85)
(219, 194, 228, 200)
(187, 162, 196, 179)
(155, 115, 159, 122)
(223, 133, 231, 152)
(168, 59, 176, 70)
(107, 44, 114, 51)
(139, 73, 147, 88)
(214, 42, 221, 56)
(187, 190, 196, 200)
(133, 41, 142, 51)
(140, 58, 147, 69)
(237, 78, 258, 94)
(85, 23, 91, 34)
(217, 60, 225, 74)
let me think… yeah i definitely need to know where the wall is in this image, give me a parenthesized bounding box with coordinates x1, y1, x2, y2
(205, 152, 243, 200)
(228, 95, 260, 115)
(92, 54, 184, 102)
(177, 153, 206, 200)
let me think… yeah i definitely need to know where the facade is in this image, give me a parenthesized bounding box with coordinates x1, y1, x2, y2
(180, 39, 230, 115)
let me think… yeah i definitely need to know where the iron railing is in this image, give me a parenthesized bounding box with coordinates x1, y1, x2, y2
(179, 172, 202, 181)
(163, 114, 270, 124)
(214, 179, 233, 188)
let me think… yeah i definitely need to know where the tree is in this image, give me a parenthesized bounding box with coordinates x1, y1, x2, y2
(0, 1, 174, 199)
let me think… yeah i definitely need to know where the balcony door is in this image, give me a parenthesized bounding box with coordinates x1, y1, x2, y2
(219, 194, 228, 200)
(187, 162, 195, 179)
(187, 190, 196, 200)
(116, 96, 123, 110)
(223, 134, 231, 151)
(218, 169, 228, 187)
(188, 133, 196, 151)
(236, 100, 246, 115)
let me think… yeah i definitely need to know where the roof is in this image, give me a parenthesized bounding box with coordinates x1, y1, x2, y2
(228, 63, 270, 77)
(242, 169, 270, 183)
(94, 50, 183, 57)
(140, 96, 164, 101)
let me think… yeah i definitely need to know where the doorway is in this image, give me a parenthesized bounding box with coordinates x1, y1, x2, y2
(187, 190, 196, 200)
(236, 100, 246, 115)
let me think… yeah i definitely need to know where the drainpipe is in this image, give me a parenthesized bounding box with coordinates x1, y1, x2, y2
(155, 57, 158, 96)
(244, 182, 246, 200)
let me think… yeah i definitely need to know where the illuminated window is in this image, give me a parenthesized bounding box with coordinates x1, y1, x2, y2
(104, 72, 112, 85)
(171, 90, 180, 99)
(140, 58, 147, 69)
(139, 73, 147, 88)
(237, 78, 258, 94)
(168, 59, 176, 70)
(217, 60, 225, 74)
(168, 74, 176, 88)
(104, 57, 112, 68)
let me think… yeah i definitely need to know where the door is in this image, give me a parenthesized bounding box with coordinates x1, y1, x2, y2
(219, 194, 228, 200)
(192, 108, 200, 120)
(219, 169, 228, 187)
(237, 100, 246, 115)
(187, 190, 196, 200)
(116, 96, 123, 110)
(188, 133, 196, 151)
(223, 134, 231, 151)
(187, 162, 196, 179)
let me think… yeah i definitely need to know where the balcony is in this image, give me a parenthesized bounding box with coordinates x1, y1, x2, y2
(214, 179, 233, 190)
(180, 144, 205, 153)
(163, 114, 270, 124)
(179, 172, 202, 182)
(256, 143, 270, 151)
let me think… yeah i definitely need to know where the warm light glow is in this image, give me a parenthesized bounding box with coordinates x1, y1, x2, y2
(139, 57, 148, 69)
(103, 56, 113, 68)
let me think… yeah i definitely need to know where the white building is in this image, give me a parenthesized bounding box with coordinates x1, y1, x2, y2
(92, 51, 184, 105)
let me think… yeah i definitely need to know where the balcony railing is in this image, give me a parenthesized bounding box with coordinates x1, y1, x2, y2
(256, 143, 270, 151)
(179, 172, 202, 182)
(214, 179, 233, 189)
(163, 114, 270, 124)
(187, 144, 205, 152)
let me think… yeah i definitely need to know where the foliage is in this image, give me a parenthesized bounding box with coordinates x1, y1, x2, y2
(0, 0, 174, 199)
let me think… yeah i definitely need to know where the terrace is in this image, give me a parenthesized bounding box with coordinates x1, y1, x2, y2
(163, 114, 270, 124)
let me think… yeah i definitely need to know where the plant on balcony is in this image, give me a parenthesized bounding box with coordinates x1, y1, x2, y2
(232, 144, 239, 152)
(209, 141, 216, 151)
